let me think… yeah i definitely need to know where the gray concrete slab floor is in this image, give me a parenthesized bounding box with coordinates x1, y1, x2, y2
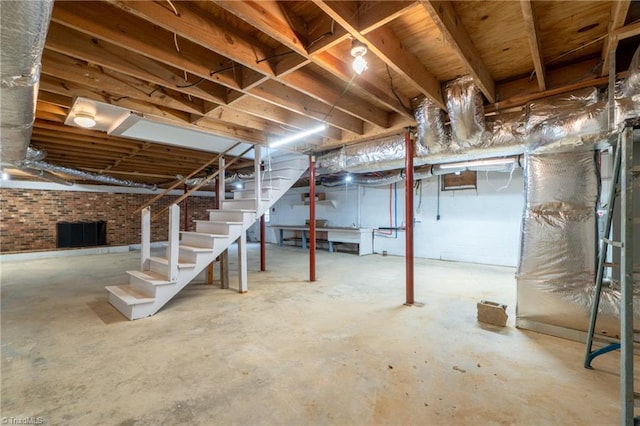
(1, 243, 636, 425)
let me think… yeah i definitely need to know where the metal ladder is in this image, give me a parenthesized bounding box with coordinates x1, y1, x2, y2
(583, 124, 637, 425)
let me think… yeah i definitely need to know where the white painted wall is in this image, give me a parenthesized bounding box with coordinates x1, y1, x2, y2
(266, 169, 525, 267)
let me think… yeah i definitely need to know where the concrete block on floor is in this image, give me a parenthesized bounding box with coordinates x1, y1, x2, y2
(477, 300, 508, 327)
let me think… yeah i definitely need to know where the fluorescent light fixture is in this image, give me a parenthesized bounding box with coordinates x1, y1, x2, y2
(345, 174, 352, 183)
(234, 182, 243, 189)
(350, 40, 368, 75)
(73, 112, 97, 128)
(439, 157, 517, 170)
(269, 124, 327, 148)
(1, 172, 9, 180)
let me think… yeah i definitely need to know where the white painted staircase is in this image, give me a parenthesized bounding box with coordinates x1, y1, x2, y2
(106, 155, 308, 320)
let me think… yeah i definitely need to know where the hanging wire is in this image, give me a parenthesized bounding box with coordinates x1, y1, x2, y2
(385, 65, 412, 114)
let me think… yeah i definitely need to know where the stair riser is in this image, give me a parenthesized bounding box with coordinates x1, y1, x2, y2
(233, 188, 274, 200)
(207, 211, 246, 222)
(269, 157, 309, 170)
(128, 275, 157, 295)
(149, 260, 169, 277)
(262, 168, 303, 180)
(244, 177, 289, 190)
(222, 199, 257, 210)
(108, 293, 134, 320)
(194, 222, 237, 235)
(175, 247, 199, 264)
(180, 233, 217, 249)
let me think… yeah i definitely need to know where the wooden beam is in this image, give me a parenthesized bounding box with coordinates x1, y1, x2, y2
(312, 50, 413, 118)
(314, 0, 444, 110)
(249, 80, 364, 134)
(45, 22, 228, 105)
(492, 57, 611, 113)
(601, 0, 631, 76)
(279, 70, 389, 127)
(613, 20, 640, 41)
(42, 50, 206, 116)
(51, 2, 244, 91)
(220, 97, 343, 141)
(213, 1, 308, 56)
(107, 0, 275, 76)
(39, 75, 192, 123)
(520, 0, 546, 91)
(311, 0, 422, 116)
(420, 0, 495, 103)
(213, 0, 394, 124)
(358, 1, 419, 34)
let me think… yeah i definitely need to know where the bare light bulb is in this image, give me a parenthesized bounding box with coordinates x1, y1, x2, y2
(352, 55, 367, 75)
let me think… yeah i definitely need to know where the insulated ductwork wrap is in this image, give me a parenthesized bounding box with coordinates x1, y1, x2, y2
(24, 161, 157, 190)
(445, 75, 486, 150)
(0, 0, 53, 164)
(621, 44, 640, 97)
(516, 151, 640, 330)
(317, 135, 413, 174)
(524, 87, 607, 153)
(414, 97, 447, 154)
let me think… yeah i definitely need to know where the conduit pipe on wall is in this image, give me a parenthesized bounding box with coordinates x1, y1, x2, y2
(0, 0, 53, 164)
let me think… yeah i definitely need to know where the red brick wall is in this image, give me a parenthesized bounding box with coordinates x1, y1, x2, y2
(0, 189, 214, 253)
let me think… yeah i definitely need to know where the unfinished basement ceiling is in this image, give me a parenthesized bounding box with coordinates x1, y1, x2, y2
(19, 0, 640, 187)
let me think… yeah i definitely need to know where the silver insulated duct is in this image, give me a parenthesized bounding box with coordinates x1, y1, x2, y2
(515, 151, 640, 334)
(0, 0, 53, 164)
(445, 75, 486, 150)
(414, 97, 447, 154)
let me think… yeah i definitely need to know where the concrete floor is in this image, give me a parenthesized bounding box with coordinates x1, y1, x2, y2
(0, 243, 635, 425)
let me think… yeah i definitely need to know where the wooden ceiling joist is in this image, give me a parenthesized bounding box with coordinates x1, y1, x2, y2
(520, 0, 546, 91)
(601, 0, 631, 76)
(420, 0, 496, 103)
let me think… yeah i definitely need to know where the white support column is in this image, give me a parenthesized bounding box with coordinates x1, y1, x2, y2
(237, 233, 248, 293)
(218, 155, 225, 209)
(141, 207, 151, 271)
(167, 204, 180, 281)
(254, 145, 262, 212)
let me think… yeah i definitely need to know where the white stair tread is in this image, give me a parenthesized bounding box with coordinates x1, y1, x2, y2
(149, 256, 196, 269)
(178, 244, 214, 253)
(106, 285, 154, 305)
(233, 186, 276, 192)
(206, 209, 256, 213)
(260, 175, 292, 180)
(180, 231, 228, 238)
(126, 270, 174, 285)
(194, 220, 243, 225)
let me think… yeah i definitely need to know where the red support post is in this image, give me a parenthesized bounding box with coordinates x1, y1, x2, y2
(309, 155, 316, 282)
(183, 184, 189, 231)
(404, 128, 414, 305)
(260, 214, 266, 272)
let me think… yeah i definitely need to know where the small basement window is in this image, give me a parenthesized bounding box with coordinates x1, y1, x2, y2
(441, 171, 477, 191)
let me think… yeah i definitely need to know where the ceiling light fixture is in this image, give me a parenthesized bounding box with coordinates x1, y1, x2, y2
(350, 40, 368, 75)
(73, 111, 97, 128)
(269, 124, 327, 149)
